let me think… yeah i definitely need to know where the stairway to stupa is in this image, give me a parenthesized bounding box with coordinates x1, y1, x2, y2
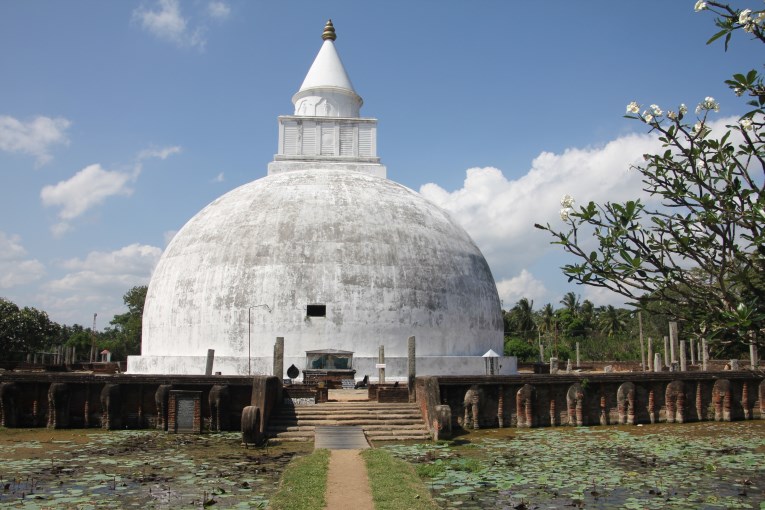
(265, 400, 431, 442)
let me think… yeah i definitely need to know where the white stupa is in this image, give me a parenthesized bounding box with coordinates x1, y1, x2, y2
(128, 21, 512, 377)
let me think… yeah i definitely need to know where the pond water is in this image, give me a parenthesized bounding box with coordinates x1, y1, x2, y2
(0, 428, 310, 509)
(383, 421, 765, 509)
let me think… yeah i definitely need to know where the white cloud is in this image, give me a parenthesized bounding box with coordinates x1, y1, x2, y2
(40, 146, 179, 236)
(0, 232, 45, 288)
(40, 243, 162, 325)
(212, 172, 224, 182)
(421, 131, 664, 307)
(423, 116, 744, 308)
(133, 0, 206, 49)
(421, 132, 661, 277)
(138, 145, 182, 160)
(496, 270, 547, 308)
(0, 115, 70, 166)
(208, 1, 231, 20)
(40, 163, 137, 229)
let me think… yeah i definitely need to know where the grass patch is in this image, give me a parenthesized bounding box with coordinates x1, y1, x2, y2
(269, 448, 330, 510)
(363, 448, 438, 510)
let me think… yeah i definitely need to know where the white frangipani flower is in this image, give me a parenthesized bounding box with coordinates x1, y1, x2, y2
(692, 121, 704, 135)
(643, 112, 654, 124)
(740, 117, 754, 131)
(679, 104, 688, 115)
(626, 101, 640, 114)
(694, 0, 707, 11)
(667, 111, 677, 120)
(650, 104, 663, 116)
(696, 96, 720, 114)
(560, 208, 571, 222)
(560, 194, 575, 208)
(739, 8, 752, 24)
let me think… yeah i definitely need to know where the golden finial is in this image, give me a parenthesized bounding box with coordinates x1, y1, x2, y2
(322, 19, 336, 41)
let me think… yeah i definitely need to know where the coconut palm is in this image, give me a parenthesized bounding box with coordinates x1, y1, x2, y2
(560, 292, 581, 316)
(510, 298, 536, 341)
(598, 305, 629, 337)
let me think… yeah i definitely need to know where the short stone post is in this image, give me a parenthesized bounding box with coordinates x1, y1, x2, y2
(549, 357, 559, 375)
(378, 345, 385, 384)
(653, 353, 662, 372)
(680, 341, 687, 372)
(669, 322, 679, 363)
(702, 338, 709, 371)
(539, 343, 544, 363)
(205, 349, 215, 376)
(647, 337, 654, 371)
(273, 337, 284, 379)
(663, 336, 670, 368)
(566, 359, 572, 373)
(690, 339, 696, 365)
(407, 336, 416, 402)
(750, 343, 759, 370)
(576, 342, 580, 368)
(730, 359, 739, 371)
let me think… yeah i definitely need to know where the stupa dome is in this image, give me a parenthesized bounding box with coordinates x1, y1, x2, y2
(128, 21, 507, 376)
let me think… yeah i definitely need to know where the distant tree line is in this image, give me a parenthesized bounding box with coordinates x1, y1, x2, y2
(502, 291, 749, 363)
(0, 285, 147, 363)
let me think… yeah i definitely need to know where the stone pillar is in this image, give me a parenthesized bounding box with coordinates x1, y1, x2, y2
(539, 343, 544, 363)
(647, 337, 654, 371)
(730, 359, 739, 371)
(690, 339, 696, 365)
(205, 349, 215, 376)
(566, 359, 572, 373)
(576, 342, 580, 368)
(549, 357, 559, 375)
(407, 336, 416, 402)
(750, 343, 759, 370)
(663, 336, 670, 368)
(669, 322, 679, 363)
(702, 338, 709, 371)
(680, 341, 687, 372)
(378, 345, 385, 384)
(653, 353, 662, 372)
(273, 337, 284, 379)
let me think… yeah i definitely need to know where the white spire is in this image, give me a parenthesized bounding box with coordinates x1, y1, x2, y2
(292, 20, 363, 118)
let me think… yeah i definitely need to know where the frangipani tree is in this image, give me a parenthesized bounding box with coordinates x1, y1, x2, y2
(536, 1, 765, 353)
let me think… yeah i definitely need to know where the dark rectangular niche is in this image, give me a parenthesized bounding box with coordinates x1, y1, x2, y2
(306, 304, 326, 317)
(168, 390, 202, 434)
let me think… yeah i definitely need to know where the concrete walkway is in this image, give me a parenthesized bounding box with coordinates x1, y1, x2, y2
(314, 425, 370, 450)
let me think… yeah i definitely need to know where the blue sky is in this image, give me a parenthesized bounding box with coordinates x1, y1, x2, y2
(0, 1, 759, 327)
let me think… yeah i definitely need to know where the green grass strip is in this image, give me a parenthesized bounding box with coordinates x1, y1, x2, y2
(363, 448, 438, 510)
(269, 448, 330, 510)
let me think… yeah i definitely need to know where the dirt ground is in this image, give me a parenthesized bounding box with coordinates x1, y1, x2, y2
(324, 449, 374, 510)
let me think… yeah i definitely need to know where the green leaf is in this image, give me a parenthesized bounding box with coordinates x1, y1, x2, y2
(706, 29, 728, 45)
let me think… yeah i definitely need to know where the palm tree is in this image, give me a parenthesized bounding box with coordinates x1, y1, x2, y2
(538, 303, 556, 336)
(598, 305, 628, 337)
(511, 298, 536, 341)
(560, 292, 581, 316)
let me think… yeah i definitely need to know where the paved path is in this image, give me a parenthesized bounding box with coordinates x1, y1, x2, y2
(324, 449, 374, 510)
(314, 425, 370, 450)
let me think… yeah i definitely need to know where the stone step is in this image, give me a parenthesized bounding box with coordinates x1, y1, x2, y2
(265, 401, 430, 442)
(268, 423, 429, 433)
(273, 412, 422, 421)
(268, 428, 430, 441)
(269, 417, 425, 426)
(367, 432, 431, 441)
